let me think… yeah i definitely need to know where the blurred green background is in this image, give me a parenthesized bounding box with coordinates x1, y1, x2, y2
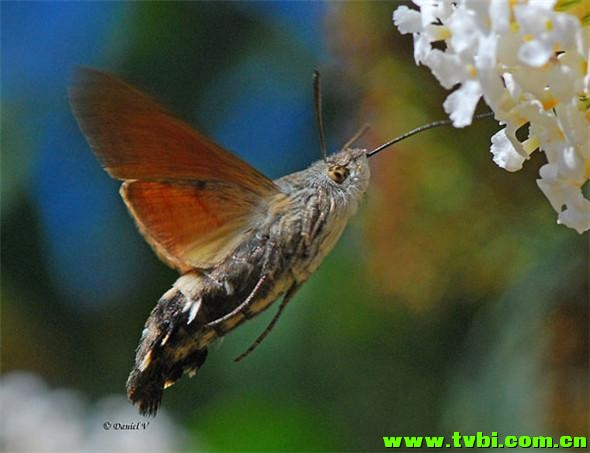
(2, 2, 588, 451)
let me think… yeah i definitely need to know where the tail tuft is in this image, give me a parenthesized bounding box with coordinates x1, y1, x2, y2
(126, 368, 164, 417)
(126, 347, 208, 416)
(126, 284, 211, 415)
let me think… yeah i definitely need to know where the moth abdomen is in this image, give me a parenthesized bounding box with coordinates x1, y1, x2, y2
(126, 281, 210, 416)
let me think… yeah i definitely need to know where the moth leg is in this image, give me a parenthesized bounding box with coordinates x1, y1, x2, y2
(205, 275, 268, 331)
(234, 282, 300, 362)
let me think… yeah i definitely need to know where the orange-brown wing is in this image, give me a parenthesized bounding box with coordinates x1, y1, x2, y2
(68, 67, 278, 196)
(68, 67, 280, 271)
(121, 181, 267, 271)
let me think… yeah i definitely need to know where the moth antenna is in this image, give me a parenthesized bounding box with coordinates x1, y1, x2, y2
(313, 70, 328, 162)
(366, 111, 494, 158)
(341, 123, 370, 151)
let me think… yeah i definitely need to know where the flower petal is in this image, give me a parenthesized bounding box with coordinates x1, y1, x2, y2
(490, 128, 526, 171)
(425, 49, 466, 89)
(443, 80, 482, 127)
(557, 196, 590, 234)
(393, 6, 423, 34)
(538, 169, 590, 233)
(448, 7, 481, 55)
(413, 32, 432, 64)
(415, 0, 453, 27)
(489, 0, 510, 32)
(518, 40, 553, 67)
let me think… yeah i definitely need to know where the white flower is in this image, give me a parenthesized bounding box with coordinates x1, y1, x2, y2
(537, 162, 590, 234)
(394, 0, 590, 233)
(514, 2, 580, 67)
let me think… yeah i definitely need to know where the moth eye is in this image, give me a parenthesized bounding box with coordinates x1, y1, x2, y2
(327, 165, 349, 184)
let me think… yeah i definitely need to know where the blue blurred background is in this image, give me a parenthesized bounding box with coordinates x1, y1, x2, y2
(2, 2, 588, 451)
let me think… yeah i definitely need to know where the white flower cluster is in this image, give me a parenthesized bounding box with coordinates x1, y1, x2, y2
(394, 0, 590, 233)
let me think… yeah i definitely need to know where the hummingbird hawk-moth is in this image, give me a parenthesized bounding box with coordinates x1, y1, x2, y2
(69, 68, 480, 416)
(69, 68, 375, 416)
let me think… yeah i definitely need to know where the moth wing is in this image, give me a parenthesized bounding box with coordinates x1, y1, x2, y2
(69, 67, 281, 270)
(68, 67, 278, 197)
(121, 181, 270, 271)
